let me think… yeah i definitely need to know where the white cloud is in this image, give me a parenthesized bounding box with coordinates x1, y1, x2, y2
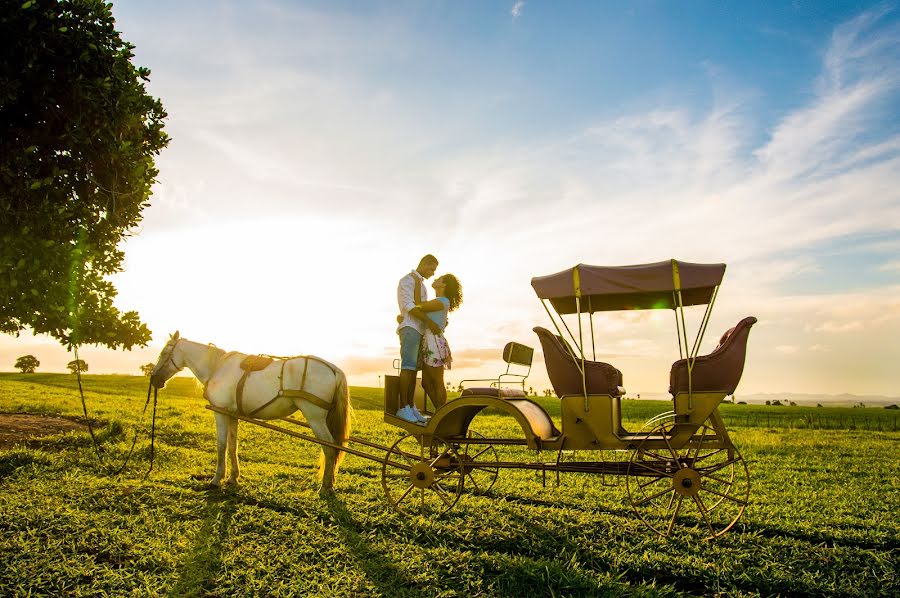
(776, 345, 799, 355)
(878, 259, 900, 272)
(511, 2, 525, 19)
(815, 321, 864, 333)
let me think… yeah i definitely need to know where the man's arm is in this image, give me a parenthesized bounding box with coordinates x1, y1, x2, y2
(409, 306, 441, 333)
(397, 275, 416, 314)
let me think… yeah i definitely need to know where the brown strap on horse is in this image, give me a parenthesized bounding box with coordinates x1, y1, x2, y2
(236, 355, 336, 417)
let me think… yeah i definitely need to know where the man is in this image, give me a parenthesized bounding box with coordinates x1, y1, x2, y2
(396, 254, 441, 423)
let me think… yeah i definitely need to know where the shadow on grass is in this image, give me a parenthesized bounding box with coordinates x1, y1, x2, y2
(323, 495, 420, 595)
(0, 451, 51, 482)
(168, 489, 237, 597)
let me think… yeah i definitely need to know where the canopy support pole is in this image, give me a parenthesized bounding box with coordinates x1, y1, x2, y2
(588, 296, 596, 361)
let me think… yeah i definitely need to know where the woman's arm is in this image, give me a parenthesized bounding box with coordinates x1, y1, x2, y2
(416, 298, 446, 312)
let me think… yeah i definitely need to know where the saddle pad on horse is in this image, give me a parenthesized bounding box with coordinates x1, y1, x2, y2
(240, 355, 274, 372)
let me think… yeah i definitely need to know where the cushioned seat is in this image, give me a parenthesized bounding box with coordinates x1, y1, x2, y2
(460, 387, 527, 398)
(669, 316, 757, 395)
(533, 327, 624, 397)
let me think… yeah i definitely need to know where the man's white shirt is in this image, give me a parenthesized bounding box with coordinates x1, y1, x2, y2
(397, 270, 429, 333)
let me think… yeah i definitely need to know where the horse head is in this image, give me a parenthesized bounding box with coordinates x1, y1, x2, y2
(150, 331, 183, 389)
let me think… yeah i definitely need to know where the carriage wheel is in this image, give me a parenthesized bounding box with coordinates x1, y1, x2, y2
(381, 433, 464, 516)
(456, 430, 499, 495)
(626, 420, 750, 540)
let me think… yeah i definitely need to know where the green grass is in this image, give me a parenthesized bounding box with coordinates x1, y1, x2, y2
(1, 373, 898, 596)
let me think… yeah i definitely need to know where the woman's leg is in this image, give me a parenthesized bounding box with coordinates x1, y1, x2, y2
(420, 366, 437, 411)
(425, 365, 447, 409)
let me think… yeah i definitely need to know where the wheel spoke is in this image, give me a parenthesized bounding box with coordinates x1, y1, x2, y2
(466, 472, 482, 493)
(430, 447, 450, 468)
(699, 459, 738, 475)
(661, 430, 682, 463)
(643, 449, 673, 462)
(639, 475, 670, 490)
(469, 446, 493, 460)
(692, 493, 715, 535)
(434, 470, 462, 483)
(700, 485, 745, 505)
(634, 486, 675, 507)
(396, 483, 415, 504)
(666, 494, 685, 535)
(692, 448, 726, 463)
(703, 472, 734, 486)
(431, 482, 455, 507)
(689, 426, 710, 462)
(632, 462, 675, 478)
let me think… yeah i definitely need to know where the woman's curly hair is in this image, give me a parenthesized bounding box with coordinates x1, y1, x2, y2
(440, 274, 463, 312)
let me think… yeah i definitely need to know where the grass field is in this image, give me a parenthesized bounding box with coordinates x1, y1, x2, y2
(1, 373, 898, 596)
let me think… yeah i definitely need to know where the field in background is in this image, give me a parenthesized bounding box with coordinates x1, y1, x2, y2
(1, 373, 898, 596)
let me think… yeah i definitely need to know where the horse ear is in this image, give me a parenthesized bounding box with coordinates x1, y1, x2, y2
(173, 330, 180, 340)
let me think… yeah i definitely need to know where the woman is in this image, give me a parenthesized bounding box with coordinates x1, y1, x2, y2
(415, 273, 463, 410)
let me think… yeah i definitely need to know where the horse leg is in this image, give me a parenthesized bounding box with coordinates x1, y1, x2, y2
(226, 418, 240, 485)
(210, 412, 230, 487)
(307, 415, 337, 496)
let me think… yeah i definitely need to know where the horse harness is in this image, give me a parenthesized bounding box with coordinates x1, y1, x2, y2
(235, 354, 336, 417)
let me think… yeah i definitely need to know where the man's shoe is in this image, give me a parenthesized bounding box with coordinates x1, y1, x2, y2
(395, 406, 419, 423)
(410, 405, 429, 424)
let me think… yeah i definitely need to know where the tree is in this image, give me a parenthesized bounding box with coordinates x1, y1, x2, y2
(66, 359, 87, 374)
(0, 0, 169, 350)
(139, 362, 154, 376)
(14, 354, 39, 373)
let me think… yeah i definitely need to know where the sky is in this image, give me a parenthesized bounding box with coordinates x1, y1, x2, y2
(3, 1, 899, 397)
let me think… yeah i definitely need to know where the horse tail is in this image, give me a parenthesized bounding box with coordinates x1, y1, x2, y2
(320, 367, 351, 475)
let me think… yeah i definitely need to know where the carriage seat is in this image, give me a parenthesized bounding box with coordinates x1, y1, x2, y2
(533, 327, 624, 397)
(461, 387, 527, 398)
(669, 316, 757, 395)
(240, 355, 275, 372)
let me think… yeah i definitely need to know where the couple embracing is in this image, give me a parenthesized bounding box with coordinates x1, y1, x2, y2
(395, 254, 463, 424)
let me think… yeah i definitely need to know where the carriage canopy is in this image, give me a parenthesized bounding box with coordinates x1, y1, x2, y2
(531, 259, 726, 314)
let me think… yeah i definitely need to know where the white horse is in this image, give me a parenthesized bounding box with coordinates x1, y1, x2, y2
(149, 331, 351, 494)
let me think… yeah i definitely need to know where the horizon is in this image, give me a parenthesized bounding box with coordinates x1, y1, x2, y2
(2, 1, 899, 396)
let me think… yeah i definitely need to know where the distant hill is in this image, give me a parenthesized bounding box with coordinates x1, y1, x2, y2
(737, 393, 899, 407)
(627, 391, 899, 407)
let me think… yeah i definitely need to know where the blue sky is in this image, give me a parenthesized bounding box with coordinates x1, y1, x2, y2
(4, 1, 899, 396)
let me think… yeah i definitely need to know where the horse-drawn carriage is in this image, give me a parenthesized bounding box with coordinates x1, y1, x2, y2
(152, 259, 755, 539)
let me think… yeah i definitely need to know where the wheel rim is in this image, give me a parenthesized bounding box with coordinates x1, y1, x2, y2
(382, 434, 464, 516)
(456, 430, 499, 495)
(626, 420, 750, 540)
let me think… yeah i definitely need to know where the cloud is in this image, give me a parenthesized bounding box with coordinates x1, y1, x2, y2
(511, 2, 525, 19)
(814, 321, 864, 333)
(776, 345, 799, 355)
(878, 259, 900, 272)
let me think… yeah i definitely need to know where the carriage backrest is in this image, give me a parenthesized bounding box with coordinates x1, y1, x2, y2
(503, 342, 534, 367)
(533, 327, 624, 397)
(668, 316, 757, 395)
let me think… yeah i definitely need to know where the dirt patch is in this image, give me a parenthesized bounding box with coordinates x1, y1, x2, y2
(0, 413, 104, 449)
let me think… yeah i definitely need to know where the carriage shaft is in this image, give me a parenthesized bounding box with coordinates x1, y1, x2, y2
(204, 406, 412, 471)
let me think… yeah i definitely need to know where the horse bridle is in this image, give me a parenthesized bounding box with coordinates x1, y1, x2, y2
(157, 337, 184, 377)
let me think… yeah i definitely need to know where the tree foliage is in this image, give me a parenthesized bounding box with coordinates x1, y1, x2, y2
(139, 362, 153, 376)
(66, 358, 87, 373)
(0, 0, 169, 349)
(14, 354, 40, 373)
